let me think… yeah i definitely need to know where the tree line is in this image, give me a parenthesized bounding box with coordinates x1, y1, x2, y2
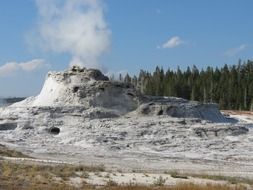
(116, 60, 253, 111)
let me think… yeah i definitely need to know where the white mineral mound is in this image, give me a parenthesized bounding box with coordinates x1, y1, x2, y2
(11, 66, 139, 115)
(8, 66, 228, 122)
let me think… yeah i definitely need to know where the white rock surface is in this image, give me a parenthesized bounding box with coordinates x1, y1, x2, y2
(0, 66, 252, 177)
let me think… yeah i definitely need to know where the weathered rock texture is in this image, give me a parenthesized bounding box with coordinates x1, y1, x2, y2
(14, 66, 139, 116)
(6, 66, 229, 122)
(193, 125, 249, 137)
(137, 97, 227, 122)
(0, 66, 252, 176)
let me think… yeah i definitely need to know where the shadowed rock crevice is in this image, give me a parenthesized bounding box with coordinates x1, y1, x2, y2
(193, 125, 249, 137)
(0, 123, 17, 130)
(49, 127, 60, 135)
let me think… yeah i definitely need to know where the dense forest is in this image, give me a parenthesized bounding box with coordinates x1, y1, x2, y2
(117, 60, 253, 111)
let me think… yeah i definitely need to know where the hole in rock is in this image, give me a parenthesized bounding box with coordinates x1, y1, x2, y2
(127, 92, 135, 97)
(148, 102, 155, 106)
(73, 86, 79, 93)
(115, 84, 123, 88)
(157, 110, 163, 115)
(49, 127, 60, 135)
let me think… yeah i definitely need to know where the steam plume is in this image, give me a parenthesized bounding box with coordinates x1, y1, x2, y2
(35, 0, 111, 68)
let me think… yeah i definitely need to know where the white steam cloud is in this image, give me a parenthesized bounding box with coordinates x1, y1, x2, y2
(34, 0, 111, 68)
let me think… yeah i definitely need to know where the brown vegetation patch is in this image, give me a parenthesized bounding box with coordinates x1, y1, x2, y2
(189, 173, 253, 185)
(0, 144, 29, 158)
(0, 161, 251, 190)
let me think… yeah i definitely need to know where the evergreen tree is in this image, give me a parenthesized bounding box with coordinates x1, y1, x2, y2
(132, 60, 253, 111)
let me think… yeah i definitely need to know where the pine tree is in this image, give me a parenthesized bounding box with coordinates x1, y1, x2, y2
(124, 73, 131, 84)
(134, 60, 253, 111)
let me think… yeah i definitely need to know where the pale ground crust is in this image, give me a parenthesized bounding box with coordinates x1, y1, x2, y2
(0, 111, 252, 179)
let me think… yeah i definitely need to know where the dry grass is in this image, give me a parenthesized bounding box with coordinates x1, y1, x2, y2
(101, 183, 247, 190)
(0, 161, 251, 190)
(153, 176, 166, 186)
(189, 173, 253, 185)
(0, 181, 247, 190)
(0, 161, 104, 190)
(0, 144, 29, 158)
(166, 170, 188, 179)
(165, 170, 253, 185)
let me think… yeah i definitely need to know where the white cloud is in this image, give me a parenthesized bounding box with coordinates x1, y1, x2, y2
(31, 0, 111, 69)
(0, 59, 47, 77)
(224, 44, 247, 57)
(158, 36, 184, 49)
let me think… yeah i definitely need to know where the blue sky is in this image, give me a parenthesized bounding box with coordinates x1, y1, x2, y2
(0, 0, 253, 96)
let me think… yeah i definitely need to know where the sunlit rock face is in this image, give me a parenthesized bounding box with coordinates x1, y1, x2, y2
(9, 66, 139, 116)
